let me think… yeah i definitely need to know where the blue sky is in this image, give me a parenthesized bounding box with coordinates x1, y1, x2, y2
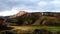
(0, 0, 60, 16)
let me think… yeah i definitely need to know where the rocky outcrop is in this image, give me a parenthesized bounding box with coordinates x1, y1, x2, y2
(16, 11, 27, 16)
(43, 12, 60, 18)
(9, 11, 28, 18)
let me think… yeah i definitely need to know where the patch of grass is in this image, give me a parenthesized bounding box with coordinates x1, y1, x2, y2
(12, 26, 60, 33)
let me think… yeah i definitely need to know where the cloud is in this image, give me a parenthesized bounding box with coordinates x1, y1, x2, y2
(0, 0, 60, 16)
(50, 0, 60, 5)
(0, 0, 60, 12)
(37, 1, 48, 9)
(0, 0, 40, 11)
(37, 0, 60, 11)
(0, 8, 19, 16)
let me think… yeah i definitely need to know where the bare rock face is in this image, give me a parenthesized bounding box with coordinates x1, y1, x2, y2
(16, 11, 27, 16)
(9, 11, 28, 18)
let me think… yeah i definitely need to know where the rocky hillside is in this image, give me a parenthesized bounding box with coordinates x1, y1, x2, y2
(1, 11, 60, 18)
(5, 11, 60, 26)
(16, 11, 27, 16)
(0, 11, 60, 34)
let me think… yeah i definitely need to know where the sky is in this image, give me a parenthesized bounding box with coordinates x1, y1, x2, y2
(0, 0, 60, 16)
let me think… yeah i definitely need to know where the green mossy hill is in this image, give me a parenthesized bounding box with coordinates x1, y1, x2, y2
(6, 12, 60, 26)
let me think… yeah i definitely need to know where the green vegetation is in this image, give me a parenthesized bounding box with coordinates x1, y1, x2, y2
(0, 12, 60, 34)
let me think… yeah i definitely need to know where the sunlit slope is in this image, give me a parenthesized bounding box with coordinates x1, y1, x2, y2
(6, 14, 60, 26)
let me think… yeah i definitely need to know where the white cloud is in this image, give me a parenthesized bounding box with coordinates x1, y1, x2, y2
(0, 0, 60, 16)
(19, 0, 39, 3)
(50, 0, 60, 5)
(50, 11, 60, 12)
(38, 1, 47, 6)
(0, 8, 19, 16)
(23, 10, 39, 12)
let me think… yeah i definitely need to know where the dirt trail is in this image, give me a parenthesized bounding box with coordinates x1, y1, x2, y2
(10, 26, 31, 30)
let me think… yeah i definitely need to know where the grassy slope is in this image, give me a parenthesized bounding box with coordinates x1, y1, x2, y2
(6, 16, 60, 33)
(27, 16, 60, 33)
(10, 26, 60, 33)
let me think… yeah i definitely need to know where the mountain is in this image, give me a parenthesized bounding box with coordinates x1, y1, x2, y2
(6, 11, 42, 25)
(16, 11, 27, 16)
(1, 11, 60, 26)
(9, 11, 28, 18)
(4, 10, 60, 19)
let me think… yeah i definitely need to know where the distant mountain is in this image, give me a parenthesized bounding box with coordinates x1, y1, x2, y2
(8, 11, 60, 18)
(2, 11, 60, 19)
(6, 11, 60, 26)
(6, 11, 42, 25)
(16, 11, 27, 16)
(9, 11, 28, 18)
(1, 11, 60, 26)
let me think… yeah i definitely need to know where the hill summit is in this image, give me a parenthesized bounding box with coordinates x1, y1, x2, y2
(9, 11, 28, 18)
(16, 11, 27, 16)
